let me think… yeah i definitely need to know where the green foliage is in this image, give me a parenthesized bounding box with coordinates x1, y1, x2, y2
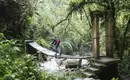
(111, 77, 119, 80)
(0, 40, 42, 80)
(68, 0, 84, 13)
(33, 0, 95, 55)
(37, 38, 50, 48)
(0, 0, 38, 39)
(0, 33, 4, 37)
(0, 33, 6, 41)
(118, 55, 130, 76)
(41, 71, 84, 80)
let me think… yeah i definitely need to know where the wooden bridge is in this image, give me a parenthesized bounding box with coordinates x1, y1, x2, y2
(25, 10, 121, 80)
(28, 41, 56, 56)
(25, 40, 92, 59)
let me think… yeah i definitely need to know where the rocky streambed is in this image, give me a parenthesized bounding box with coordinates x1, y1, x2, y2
(39, 56, 89, 73)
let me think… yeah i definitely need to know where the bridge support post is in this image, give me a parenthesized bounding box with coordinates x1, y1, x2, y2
(105, 10, 114, 57)
(91, 11, 100, 59)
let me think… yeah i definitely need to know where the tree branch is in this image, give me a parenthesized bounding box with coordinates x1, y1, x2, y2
(70, 23, 84, 36)
(64, 17, 71, 33)
(51, 0, 108, 32)
(82, 7, 92, 29)
(52, 10, 73, 32)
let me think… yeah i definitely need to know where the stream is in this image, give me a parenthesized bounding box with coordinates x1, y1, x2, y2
(39, 56, 89, 73)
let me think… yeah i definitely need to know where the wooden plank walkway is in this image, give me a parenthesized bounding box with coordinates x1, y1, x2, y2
(29, 42, 56, 56)
(28, 41, 92, 59)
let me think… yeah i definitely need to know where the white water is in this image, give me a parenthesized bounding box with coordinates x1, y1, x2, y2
(39, 57, 89, 73)
(39, 57, 66, 73)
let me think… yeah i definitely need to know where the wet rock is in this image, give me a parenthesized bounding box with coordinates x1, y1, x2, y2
(62, 59, 82, 68)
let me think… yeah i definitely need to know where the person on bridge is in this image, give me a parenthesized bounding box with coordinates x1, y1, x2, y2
(51, 37, 60, 58)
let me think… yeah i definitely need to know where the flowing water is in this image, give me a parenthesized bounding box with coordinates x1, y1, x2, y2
(39, 57, 66, 73)
(39, 56, 89, 73)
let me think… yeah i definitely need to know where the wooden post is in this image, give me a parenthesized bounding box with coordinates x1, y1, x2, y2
(105, 10, 113, 57)
(91, 11, 100, 59)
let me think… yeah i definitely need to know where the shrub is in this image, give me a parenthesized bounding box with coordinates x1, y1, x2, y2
(0, 40, 42, 80)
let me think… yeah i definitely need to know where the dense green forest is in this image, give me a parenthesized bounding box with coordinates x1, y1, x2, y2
(0, 0, 130, 80)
